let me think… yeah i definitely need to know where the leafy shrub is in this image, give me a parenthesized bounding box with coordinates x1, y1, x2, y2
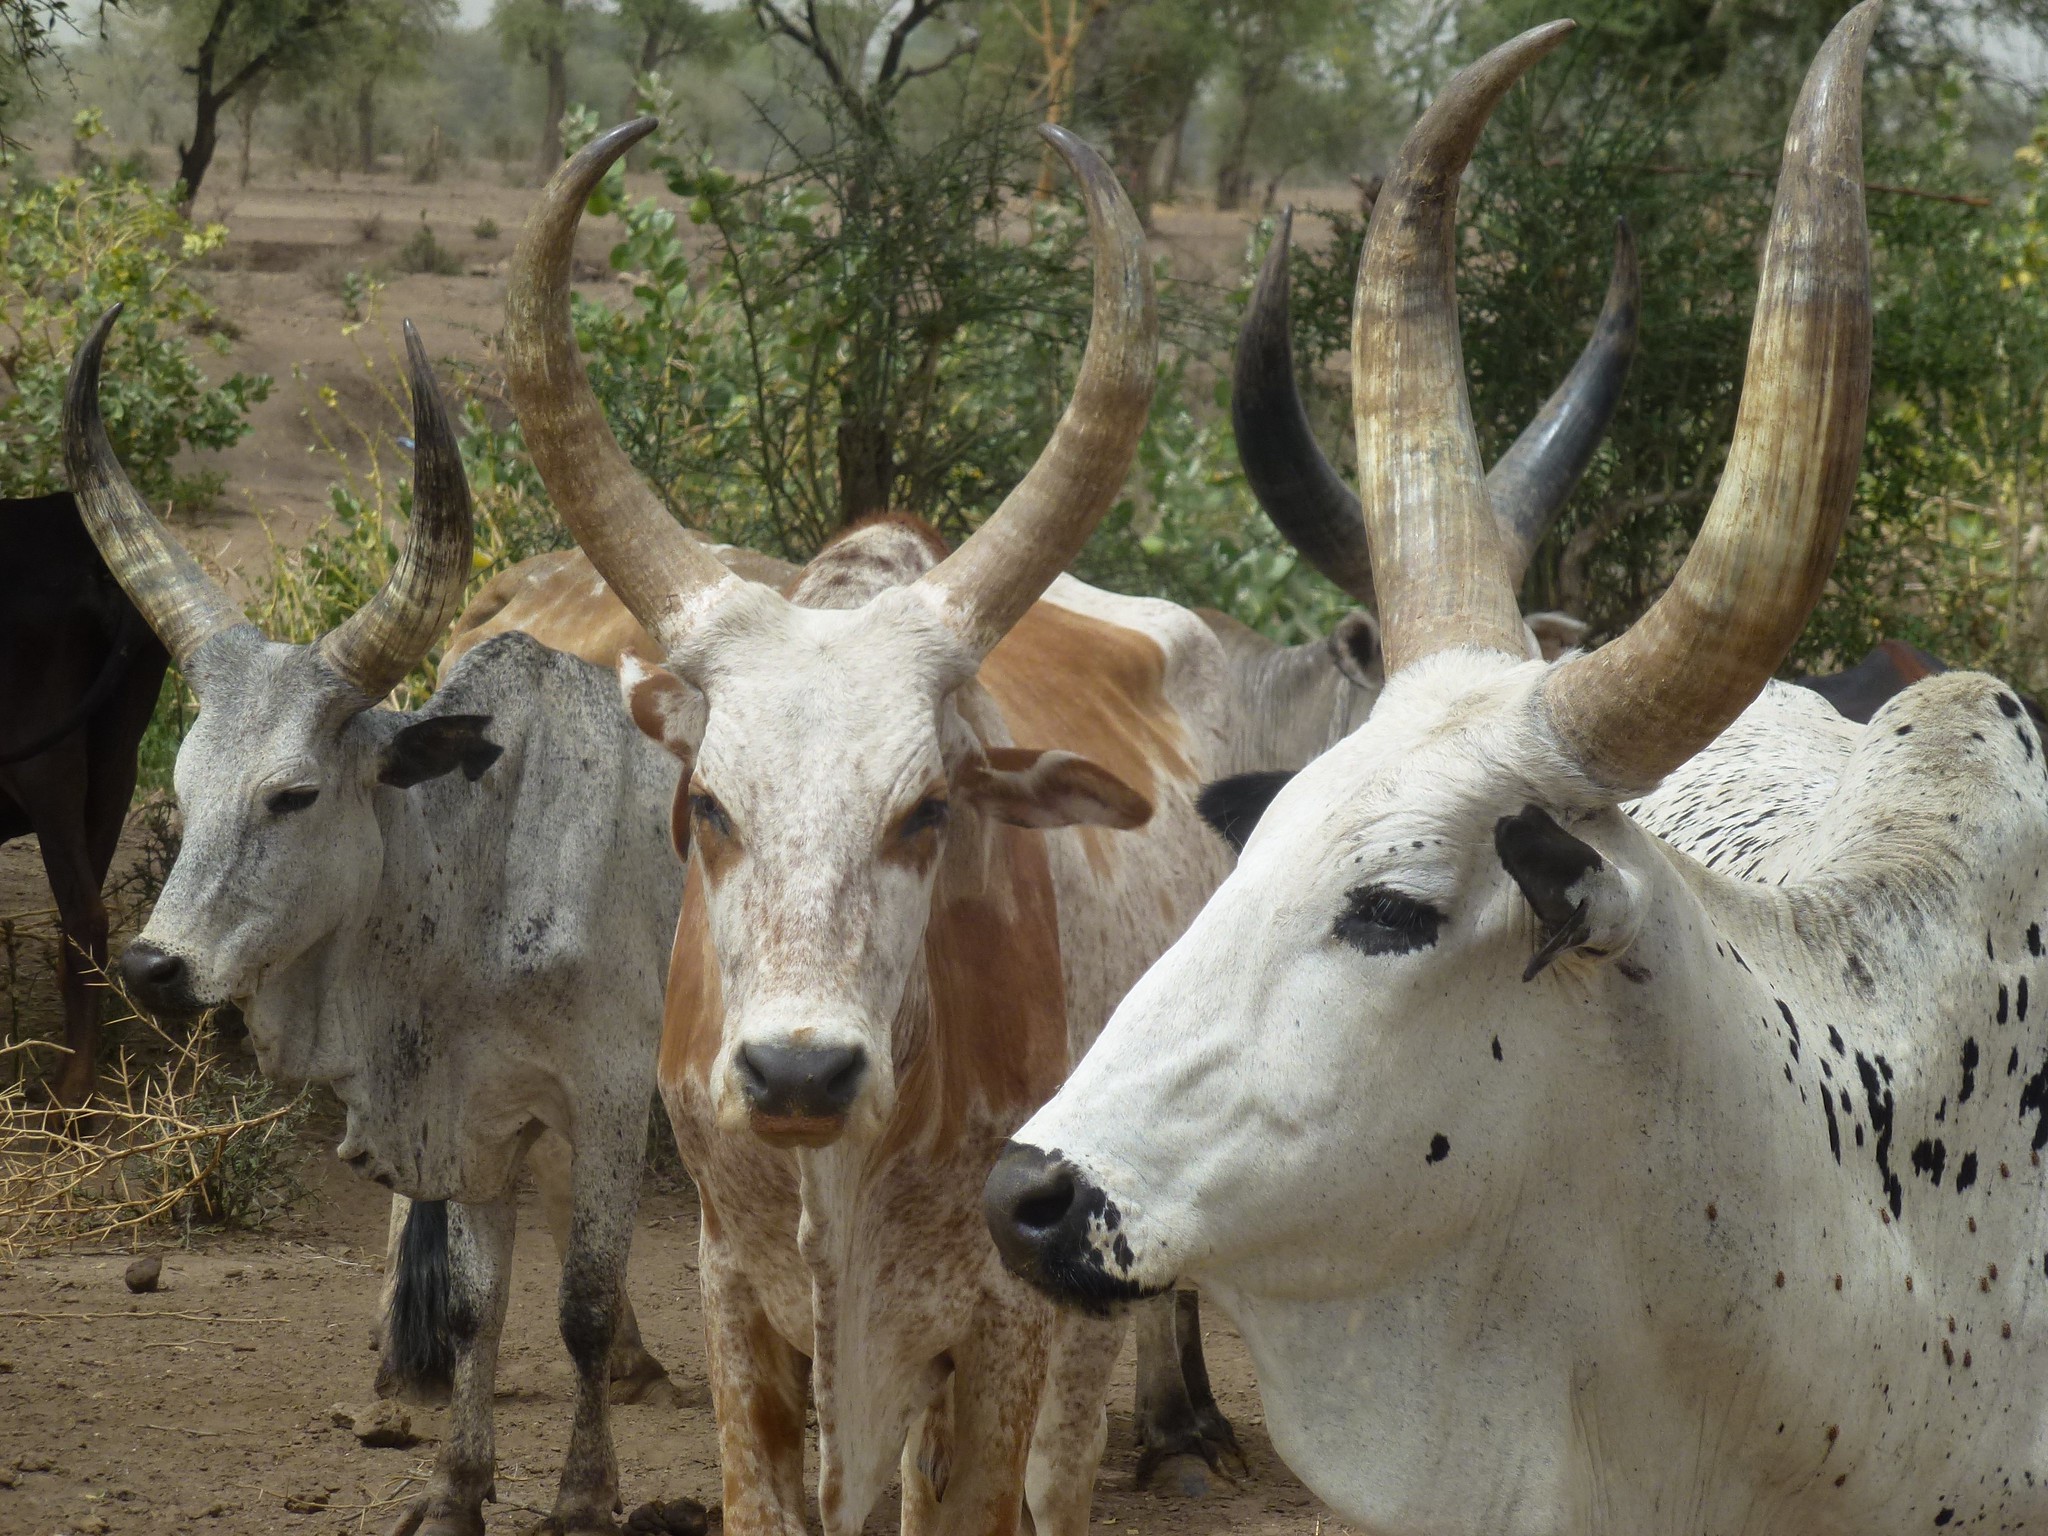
(395, 217, 462, 276)
(473, 215, 499, 240)
(0, 117, 271, 503)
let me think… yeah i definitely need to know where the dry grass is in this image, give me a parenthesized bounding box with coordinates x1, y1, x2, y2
(0, 994, 307, 1258)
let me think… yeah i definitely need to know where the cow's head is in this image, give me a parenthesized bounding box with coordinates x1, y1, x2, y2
(510, 122, 1156, 1147)
(65, 312, 491, 1073)
(986, 7, 1873, 1307)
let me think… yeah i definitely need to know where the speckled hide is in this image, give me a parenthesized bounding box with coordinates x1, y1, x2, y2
(131, 628, 682, 1536)
(1007, 649, 2048, 1536)
(620, 517, 1386, 1536)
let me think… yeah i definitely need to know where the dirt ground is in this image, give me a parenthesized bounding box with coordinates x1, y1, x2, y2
(0, 1097, 1354, 1536)
(0, 158, 1369, 1536)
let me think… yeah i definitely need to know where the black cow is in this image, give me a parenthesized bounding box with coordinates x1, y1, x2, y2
(1, 492, 170, 1103)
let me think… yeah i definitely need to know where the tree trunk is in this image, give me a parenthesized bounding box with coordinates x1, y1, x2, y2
(235, 95, 259, 186)
(1214, 90, 1259, 211)
(177, 98, 222, 207)
(356, 77, 376, 174)
(836, 412, 894, 525)
(1158, 93, 1193, 203)
(538, 25, 568, 172)
(1109, 123, 1156, 232)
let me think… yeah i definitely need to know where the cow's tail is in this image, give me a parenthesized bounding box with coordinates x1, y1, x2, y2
(377, 1199, 456, 1403)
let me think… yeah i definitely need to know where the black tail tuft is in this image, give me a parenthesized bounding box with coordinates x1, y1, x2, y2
(378, 1199, 455, 1401)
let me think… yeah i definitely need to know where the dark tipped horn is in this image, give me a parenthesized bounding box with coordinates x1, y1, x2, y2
(1488, 216, 1640, 577)
(1233, 199, 1638, 610)
(315, 321, 475, 702)
(63, 305, 249, 673)
(1232, 207, 1376, 607)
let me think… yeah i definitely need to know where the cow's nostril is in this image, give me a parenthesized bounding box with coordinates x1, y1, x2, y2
(119, 942, 194, 1012)
(1012, 1168, 1077, 1233)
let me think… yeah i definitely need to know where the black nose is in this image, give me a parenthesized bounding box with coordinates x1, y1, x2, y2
(119, 941, 199, 1015)
(736, 1042, 867, 1119)
(983, 1140, 1158, 1313)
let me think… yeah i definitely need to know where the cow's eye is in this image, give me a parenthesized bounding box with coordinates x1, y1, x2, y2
(899, 797, 949, 839)
(691, 793, 733, 839)
(266, 787, 319, 816)
(1334, 883, 1442, 956)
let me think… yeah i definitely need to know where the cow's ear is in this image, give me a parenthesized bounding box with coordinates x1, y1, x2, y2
(1525, 611, 1589, 661)
(960, 747, 1151, 831)
(620, 649, 702, 767)
(1329, 611, 1381, 690)
(1196, 770, 1296, 853)
(379, 714, 504, 789)
(1494, 805, 1643, 980)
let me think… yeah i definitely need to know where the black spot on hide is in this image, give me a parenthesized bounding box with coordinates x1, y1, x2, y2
(1855, 1052, 1901, 1219)
(1957, 1152, 1980, 1192)
(1961, 1038, 1980, 1105)
(1195, 771, 1296, 854)
(1426, 1134, 1450, 1165)
(1912, 1139, 1948, 1186)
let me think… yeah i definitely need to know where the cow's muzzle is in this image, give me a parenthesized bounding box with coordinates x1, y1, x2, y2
(738, 1041, 866, 1147)
(983, 1140, 1163, 1314)
(118, 940, 204, 1017)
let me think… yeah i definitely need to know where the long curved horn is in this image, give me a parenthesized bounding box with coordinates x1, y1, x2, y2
(1487, 217, 1640, 576)
(505, 117, 736, 646)
(1239, 205, 1635, 605)
(63, 305, 249, 671)
(316, 321, 476, 702)
(1353, 20, 1576, 673)
(1540, 1, 1875, 794)
(916, 124, 1156, 659)
(1231, 207, 1378, 607)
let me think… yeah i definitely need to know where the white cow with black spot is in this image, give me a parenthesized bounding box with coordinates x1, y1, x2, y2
(988, 9, 2048, 1533)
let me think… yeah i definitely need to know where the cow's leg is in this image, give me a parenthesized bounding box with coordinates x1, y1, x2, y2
(386, 1199, 516, 1536)
(1024, 1308, 1119, 1536)
(701, 1228, 808, 1536)
(528, 1127, 679, 1406)
(538, 1131, 643, 1533)
(1133, 1289, 1243, 1494)
(19, 760, 107, 1106)
(919, 1298, 1047, 1536)
(899, 1374, 954, 1533)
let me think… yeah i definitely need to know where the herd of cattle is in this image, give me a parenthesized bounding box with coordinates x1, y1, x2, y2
(8, 3, 2048, 1532)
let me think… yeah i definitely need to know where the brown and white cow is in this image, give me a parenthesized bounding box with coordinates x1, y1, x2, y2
(505, 115, 1637, 1534)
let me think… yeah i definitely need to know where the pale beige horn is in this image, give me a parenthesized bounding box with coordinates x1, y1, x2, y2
(1353, 20, 1576, 675)
(505, 117, 736, 645)
(916, 124, 1157, 659)
(63, 306, 250, 672)
(1540, 0, 1876, 794)
(317, 321, 476, 702)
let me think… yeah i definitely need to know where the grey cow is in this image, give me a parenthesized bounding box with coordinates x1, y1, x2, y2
(66, 308, 682, 1535)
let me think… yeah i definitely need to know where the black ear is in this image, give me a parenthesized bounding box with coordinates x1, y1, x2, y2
(1197, 770, 1297, 853)
(1495, 805, 1603, 980)
(379, 714, 504, 789)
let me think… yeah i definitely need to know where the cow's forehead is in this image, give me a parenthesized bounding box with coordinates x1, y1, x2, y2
(692, 602, 956, 798)
(183, 639, 365, 782)
(1247, 650, 1555, 880)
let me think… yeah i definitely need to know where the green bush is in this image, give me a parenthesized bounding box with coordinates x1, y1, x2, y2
(394, 217, 462, 276)
(0, 115, 271, 504)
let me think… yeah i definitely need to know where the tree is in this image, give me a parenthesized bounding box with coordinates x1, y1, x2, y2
(1209, 0, 1345, 210)
(1071, 0, 1215, 225)
(743, 0, 984, 522)
(1008, 0, 1112, 195)
(494, 0, 581, 172)
(617, 0, 727, 76)
(3, 0, 109, 129)
(146, 0, 357, 205)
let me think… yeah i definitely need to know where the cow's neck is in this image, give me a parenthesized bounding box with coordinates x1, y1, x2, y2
(1216, 625, 1367, 775)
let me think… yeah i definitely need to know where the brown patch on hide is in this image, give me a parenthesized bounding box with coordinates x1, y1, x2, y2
(659, 861, 724, 1094)
(981, 602, 1192, 816)
(879, 817, 1070, 1164)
